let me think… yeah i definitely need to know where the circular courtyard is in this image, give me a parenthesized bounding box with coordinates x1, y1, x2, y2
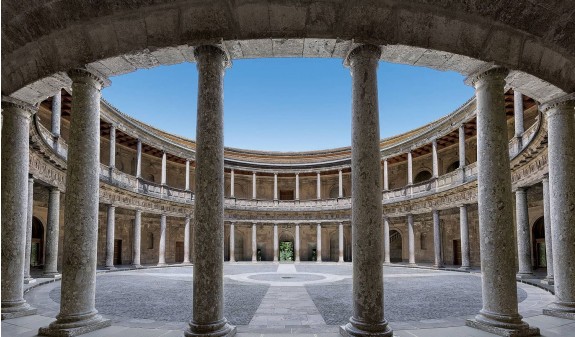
(25, 264, 551, 333)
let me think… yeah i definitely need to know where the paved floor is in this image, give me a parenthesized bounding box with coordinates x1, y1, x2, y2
(2, 262, 572, 336)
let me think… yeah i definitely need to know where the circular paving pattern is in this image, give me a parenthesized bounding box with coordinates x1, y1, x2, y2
(248, 273, 325, 282)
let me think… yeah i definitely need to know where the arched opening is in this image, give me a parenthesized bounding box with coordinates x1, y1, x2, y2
(390, 229, 403, 262)
(278, 231, 294, 262)
(446, 161, 460, 173)
(329, 185, 346, 198)
(31, 217, 45, 267)
(329, 231, 339, 262)
(414, 170, 432, 184)
(532, 217, 546, 269)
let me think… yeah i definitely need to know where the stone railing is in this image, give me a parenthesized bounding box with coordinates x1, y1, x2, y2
(225, 197, 352, 211)
(35, 117, 68, 158)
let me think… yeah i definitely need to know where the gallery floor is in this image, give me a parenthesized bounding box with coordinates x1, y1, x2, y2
(2, 263, 573, 337)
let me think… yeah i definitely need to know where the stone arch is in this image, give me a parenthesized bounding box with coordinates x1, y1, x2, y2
(414, 170, 432, 184)
(531, 217, 546, 269)
(31, 216, 45, 266)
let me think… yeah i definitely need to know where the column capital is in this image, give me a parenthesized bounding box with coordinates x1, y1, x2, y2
(344, 44, 382, 67)
(1, 96, 37, 118)
(465, 66, 509, 87)
(540, 93, 575, 114)
(67, 67, 111, 88)
(193, 44, 231, 68)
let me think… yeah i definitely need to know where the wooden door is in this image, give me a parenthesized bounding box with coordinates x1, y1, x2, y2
(114, 240, 122, 265)
(175, 241, 184, 263)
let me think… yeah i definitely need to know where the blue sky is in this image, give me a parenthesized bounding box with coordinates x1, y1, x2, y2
(102, 59, 474, 151)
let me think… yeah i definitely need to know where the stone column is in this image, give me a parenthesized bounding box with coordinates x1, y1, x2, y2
(39, 68, 111, 335)
(158, 214, 166, 266)
(161, 151, 167, 185)
(514, 91, 524, 138)
(185, 160, 191, 191)
(407, 151, 413, 185)
(433, 210, 444, 269)
(273, 224, 279, 262)
(273, 173, 278, 200)
(341, 44, 392, 337)
(383, 218, 391, 264)
(459, 125, 466, 168)
(136, 139, 142, 178)
(295, 224, 301, 262)
(316, 172, 321, 199)
(24, 176, 35, 284)
(104, 204, 116, 269)
(295, 173, 300, 200)
(339, 169, 344, 198)
(109, 125, 116, 169)
(464, 67, 538, 335)
(316, 223, 322, 262)
(51, 91, 61, 137)
(541, 175, 553, 284)
(459, 205, 471, 270)
(252, 223, 257, 262)
(44, 187, 61, 277)
(230, 169, 234, 197)
(542, 94, 575, 319)
(183, 216, 191, 264)
(252, 172, 257, 199)
(186, 45, 235, 337)
(515, 188, 533, 277)
(132, 210, 142, 268)
(432, 140, 439, 178)
(339, 222, 345, 263)
(383, 159, 389, 191)
(229, 223, 235, 262)
(1, 98, 37, 319)
(408, 214, 415, 265)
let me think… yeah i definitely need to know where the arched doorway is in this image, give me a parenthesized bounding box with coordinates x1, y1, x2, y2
(329, 231, 338, 261)
(532, 217, 546, 269)
(390, 230, 403, 262)
(279, 231, 294, 262)
(414, 170, 432, 184)
(31, 217, 45, 267)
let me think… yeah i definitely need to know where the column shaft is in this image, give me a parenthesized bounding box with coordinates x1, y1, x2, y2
(432, 140, 439, 178)
(185, 160, 191, 191)
(252, 172, 257, 199)
(542, 176, 553, 284)
(184, 216, 191, 264)
(408, 214, 415, 265)
(252, 224, 257, 262)
(383, 159, 389, 191)
(230, 169, 234, 197)
(316, 172, 321, 199)
(273, 224, 278, 262)
(433, 210, 443, 268)
(459, 125, 466, 168)
(161, 152, 167, 185)
(44, 188, 61, 276)
(339, 223, 345, 263)
(136, 139, 142, 178)
(295, 174, 300, 200)
(158, 214, 166, 266)
(339, 169, 343, 198)
(383, 218, 390, 264)
(514, 91, 524, 138)
(132, 210, 142, 268)
(341, 44, 392, 337)
(109, 125, 116, 169)
(187, 45, 235, 337)
(295, 224, 301, 262)
(51, 91, 61, 137)
(273, 173, 278, 200)
(459, 205, 471, 270)
(105, 205, 116, 269)
(516, 188, 533, 276)
(1, 99, 37, 319)
(24, 177, 34, 283)
(229, 223, 235, 262)
(407, 152, 413, 185)
(316, 223, 322, 262)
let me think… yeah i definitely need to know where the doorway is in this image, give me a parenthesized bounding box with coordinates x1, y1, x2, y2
(532, 217, 546, 268)
(175, 241, 184, 263)
(389, 230, 402, 262)
(114, 240, 122, 265)
(279, 231, 294, 262)
(31, 217, 44, 267)
(453, 239, 462, 266)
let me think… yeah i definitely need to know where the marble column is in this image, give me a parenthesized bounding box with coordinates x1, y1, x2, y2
(105, 205, 116, 269)
(136, 139, 142, 179)
(464, 67, 538, 336)
(109, 125, 116, 169)
(229, 223, 235, 262)
(24, 176, 35, 284)
(459, 205, 471, 270)
(1, 98, 37, 319)
(295, 224, 301, 263)
(295, 173, 300, 200)
(132, 210, 142, 268)
(459, 125, 466, 168)
(230, 169, 234, 197)
(432, 140, 439, 178)
(252, 224, 257, 262)
(186, 45, 235, 337)
(316, 223, 322, 262)
(51, 91, 61, 137)
(408, 214, 415, 265)
(185, 160, 191, 191)
(515, 188, 533, 277)
(44, 187, 61, 277)
(383, 218, 391, 264)
(433, 210, 444, 268)
(541, 175, 554, 285)
(161, 151, 167, 185)
(514, 91, 524, 138)
(339, 222, 344, 263)
(542, 94, 575, 319)
(252, 172, 257, 199)
(339, 169, 344, 198)
(156, 214, 166, 266)
(273, 173, 278, 200)
(184, 216, 191, 264)
(316, 172, 321, 199)
(383, 159, 389, 191)
(407, 151, 413, 185)
(273, 224, 279, 262)
(341, 44, 392, 337)
(39, 68, 111, 335)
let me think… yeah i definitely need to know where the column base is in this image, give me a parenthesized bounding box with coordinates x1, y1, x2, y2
(516, 273, 534, 279)
(339, 318, 393, 337)
(466, 319, 539, 336)
(466, 311, 539, 337)
(433, 264, 445, 269)
(157, 263, 166, 267)
(543, 302, 575, 320)
(42, 273, 62, 279)
(38, 312, 111, 336)
(103, 266, 116, 271)
(408, 263, 417, 267)
(339, 259, 345, 263)
(541, 278, 554, 286)
(459, 266, 471, 271)
(1, 301, 37, 320)
(251, 260, 257, 263)
(131, 264, 143, 269)
(24, 277, 37, 284)
(181, 262, 192, 266)
(184, 318, 236, 337)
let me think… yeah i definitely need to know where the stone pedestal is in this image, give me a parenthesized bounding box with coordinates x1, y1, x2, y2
(38, 68, 111, 336)
(515, 188, 533, 278)
(340, 44, 392, 337)
(464, 68, 538, 336)
(185, 45, 235, 337)
(1, 98, 37, 320)
(43, 188, 61, 277)
(132, 210, 142, 268)
(542, 94, 575, 320)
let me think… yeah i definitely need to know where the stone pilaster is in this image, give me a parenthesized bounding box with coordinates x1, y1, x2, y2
(185, 45, 235, 337)
(464, 67, 538, 336)
(24, 176, 35, 284)
(132, 210, 142, 268)
(541, 94, 575, 320)
(230, 223, 236, 262)
(183, 216, 191, 264)
(316, 223, 322, 262)
(43, 188, 61, 277)
(340, 44, 392, 337)
(515, 188, 533, 277)
(1, 97, 37, 319)
(383, 218, 391, 264)
(459, 205, 471, 270)
(158, 214, 166, 266)
(408, 214, 416, 266)
(541, 175, 553, 285)
(105, 204, 116, 269)
(39, 68, 111, 336)
(433, 210, 444, 269)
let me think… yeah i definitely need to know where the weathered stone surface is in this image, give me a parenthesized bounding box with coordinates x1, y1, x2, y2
(43, 188, 61, 277)
(515, 188, 533, 278)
